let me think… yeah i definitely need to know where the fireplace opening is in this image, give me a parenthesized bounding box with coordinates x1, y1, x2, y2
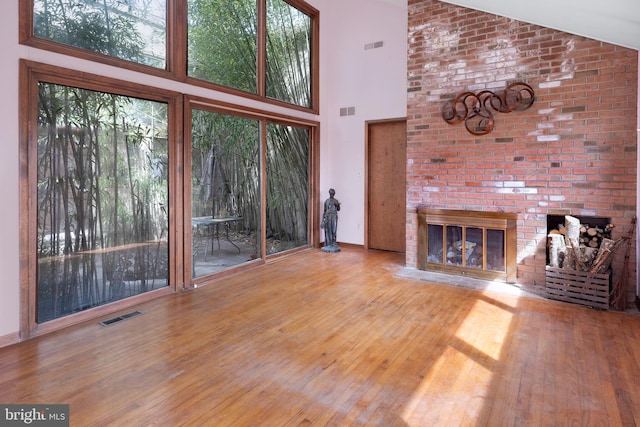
(418, 208, 517, 283)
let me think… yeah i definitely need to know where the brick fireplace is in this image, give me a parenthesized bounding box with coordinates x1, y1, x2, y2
(405, 1, 638, 301)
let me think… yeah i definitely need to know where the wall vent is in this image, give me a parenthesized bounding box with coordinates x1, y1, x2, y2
(99, 310, 143, 326)
(365, 40, 384, 50)
(340, 106, 356, 117)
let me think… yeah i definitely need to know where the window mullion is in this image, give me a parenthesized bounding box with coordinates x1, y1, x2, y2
(257, 0, 267, 97)
(169, 0, 187, 78)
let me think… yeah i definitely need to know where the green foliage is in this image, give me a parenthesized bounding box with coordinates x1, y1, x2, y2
(34, 0, 164, 67)
(188, 0, 258, 92)
(265, 0, 311, 107)
(265, 123, 309, 252)
(36, 82, 169, 321)
(191, 109, 260, 226)
(188, 0, 312, 107)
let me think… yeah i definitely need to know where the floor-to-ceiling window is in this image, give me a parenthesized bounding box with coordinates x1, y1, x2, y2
(187, 102, 315, 279)
(35, 82, 171, 323)
(190, 109, 261, 278)
(266, 123, 309, 255)
(20, 0, 319, 337)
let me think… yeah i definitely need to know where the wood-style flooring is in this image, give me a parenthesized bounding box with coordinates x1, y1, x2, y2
(1, 247, 640, 426)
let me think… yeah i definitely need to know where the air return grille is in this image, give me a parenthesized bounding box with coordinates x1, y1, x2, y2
(99, 310, 143, 326)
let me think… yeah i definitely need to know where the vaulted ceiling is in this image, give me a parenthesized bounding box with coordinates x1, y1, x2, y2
(382, 0, 640, 50)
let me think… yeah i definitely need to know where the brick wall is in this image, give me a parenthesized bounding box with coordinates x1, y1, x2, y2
(406, 0, 638, 297)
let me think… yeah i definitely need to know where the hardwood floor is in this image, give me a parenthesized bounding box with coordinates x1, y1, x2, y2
(1, 247, 640, 426)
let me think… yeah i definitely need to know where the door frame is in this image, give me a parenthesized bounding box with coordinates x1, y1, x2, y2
(364, 117, 407, 251)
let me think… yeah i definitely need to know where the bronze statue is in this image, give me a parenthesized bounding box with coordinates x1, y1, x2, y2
(321, 188, 341, 252)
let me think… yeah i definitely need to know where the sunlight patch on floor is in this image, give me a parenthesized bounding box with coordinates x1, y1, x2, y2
(402, 296, 514, 425)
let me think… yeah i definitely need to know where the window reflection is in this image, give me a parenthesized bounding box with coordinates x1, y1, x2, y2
(188, 0, 258, 93)
(191, 109, 261, 277)
(34, 0, 167, 68)
(266, 0, 312, 107)
(265, 123, 309, 255)
(37, 83, 169, 322)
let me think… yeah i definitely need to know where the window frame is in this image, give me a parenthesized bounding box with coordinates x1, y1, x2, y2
(19, 60, 185, 339)
(184, 95, 320, 285)
(19, 60, 320, 339)
(19, 0, 320, 114)
(18, 0, 320, 340)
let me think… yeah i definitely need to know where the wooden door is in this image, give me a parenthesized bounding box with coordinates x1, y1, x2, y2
(366, 119, 406, 252)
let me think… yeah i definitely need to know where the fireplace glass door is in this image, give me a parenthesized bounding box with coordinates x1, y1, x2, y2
(418, 209, 516, 283)
(486, 229, 505, 272)
(427, 224, 443, 264)
(464, 227, 483, 269)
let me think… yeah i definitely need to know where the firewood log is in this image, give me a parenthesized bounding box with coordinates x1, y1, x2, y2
(548, 234, 566, 268)
(589, 237, 627, 273)
(590, 248, 612, 273)
(563, 243, 576, 269)
(582, 247, 598, 266)
(565, 216, 580, 241)
(564, 216, 587, 270)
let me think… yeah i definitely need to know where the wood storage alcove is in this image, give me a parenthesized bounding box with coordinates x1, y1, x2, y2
(418, 208, 517, 283)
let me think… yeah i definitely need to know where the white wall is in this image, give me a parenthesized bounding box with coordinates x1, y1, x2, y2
(0, 1, 21, 340)
(439, 0, 640, 50)
(318, 0, 408, 245)
(0, 0, 408, 341)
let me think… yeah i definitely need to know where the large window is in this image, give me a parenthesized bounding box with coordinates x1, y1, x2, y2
(188, 0, 258, 93)
(33, 0, 166, 68)
(190, 109, 261, 278)
(265, 0, 311, 107)
(34, 81, 171, 323)
(23, 0, 318, 111)
(20, 0, 319, 338)
(188, 105, 313, 275)
(266, 123, 309, 254)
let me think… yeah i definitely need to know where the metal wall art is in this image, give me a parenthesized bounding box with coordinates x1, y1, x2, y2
(442, 82, 535, 135)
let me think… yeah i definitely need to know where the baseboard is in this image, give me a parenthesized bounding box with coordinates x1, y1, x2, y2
(320, 242, 364, 250)
(0, 331, 20, 349)
(336, 242, 364, 250)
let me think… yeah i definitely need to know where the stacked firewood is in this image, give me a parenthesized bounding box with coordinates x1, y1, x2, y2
(548, 215, 624, 273)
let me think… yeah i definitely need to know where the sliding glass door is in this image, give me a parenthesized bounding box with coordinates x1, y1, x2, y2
(189, 107, 312, 277)
(190, 109, 261, 278)
(36, 83, 170, 322)
(32, 84, 315, 324)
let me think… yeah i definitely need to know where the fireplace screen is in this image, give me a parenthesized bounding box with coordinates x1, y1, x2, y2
(419, 209, 516, 283)
(487, 229, 505, 271)
(428, 224, 504, 271)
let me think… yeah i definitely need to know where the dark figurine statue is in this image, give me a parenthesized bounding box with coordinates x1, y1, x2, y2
(321, 188, 341, 252)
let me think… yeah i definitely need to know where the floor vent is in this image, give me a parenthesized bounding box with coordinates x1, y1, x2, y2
(99, 310, 143, 326)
